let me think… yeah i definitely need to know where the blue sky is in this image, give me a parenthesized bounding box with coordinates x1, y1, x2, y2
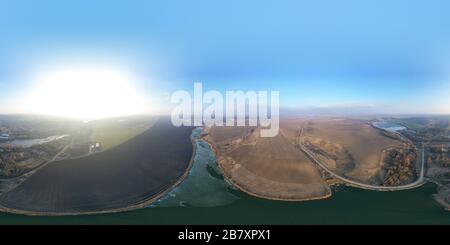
(1, 0, 450, 114)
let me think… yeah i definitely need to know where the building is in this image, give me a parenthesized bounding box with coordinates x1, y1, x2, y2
(430, 144, 449, 154)
(89, 142, 102, 154)
(439, 159, 450, 168)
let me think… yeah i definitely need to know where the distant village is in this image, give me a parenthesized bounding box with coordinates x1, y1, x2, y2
(0, 123, 101, 178)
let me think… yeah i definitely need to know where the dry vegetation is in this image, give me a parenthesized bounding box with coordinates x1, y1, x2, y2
(301, 118, 410, 185)
(381, 148, 417, 186)
(204, 124, 330, 201)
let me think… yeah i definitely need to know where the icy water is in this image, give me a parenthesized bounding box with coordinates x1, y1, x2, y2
(0, 128, 449, 224)
(372, 122, 407, 132)
(152, 128, 239, 208)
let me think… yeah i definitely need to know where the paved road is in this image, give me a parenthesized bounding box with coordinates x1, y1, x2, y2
(296, 127, 426, 191)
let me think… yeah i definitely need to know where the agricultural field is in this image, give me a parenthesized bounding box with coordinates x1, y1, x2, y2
(204, 125, 330, 201)
(89, 117, 156, 151)
(0, 119, 194, 214)
(300, 118, 410, 185)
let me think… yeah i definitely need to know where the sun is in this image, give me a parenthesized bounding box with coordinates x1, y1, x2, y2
(24, 68, 150, 119)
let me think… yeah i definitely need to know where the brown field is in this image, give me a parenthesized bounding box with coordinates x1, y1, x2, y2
(280, 118, 309, 142)
(208, 126, 254, 144)
(301, 118, 408, 184)
(204, 125, 330, 201)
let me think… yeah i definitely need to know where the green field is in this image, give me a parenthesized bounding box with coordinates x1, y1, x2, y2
(90, 118, 155, 150)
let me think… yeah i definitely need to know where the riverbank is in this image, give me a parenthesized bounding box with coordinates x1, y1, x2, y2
(0, 125, 448, 224)
(0, 121, 196, 216)
(201, 127, 332, 202)
(0, 183, 447, 225)
(0, 136, 196, 216)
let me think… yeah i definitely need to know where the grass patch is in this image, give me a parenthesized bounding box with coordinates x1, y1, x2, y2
(90, 118, 155, 151)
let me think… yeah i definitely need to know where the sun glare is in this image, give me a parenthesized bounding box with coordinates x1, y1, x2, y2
(24, 68, 149, 119)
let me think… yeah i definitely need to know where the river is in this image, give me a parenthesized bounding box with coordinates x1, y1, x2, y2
(0, 128, 448, 224)
(2, 135, 69, 148)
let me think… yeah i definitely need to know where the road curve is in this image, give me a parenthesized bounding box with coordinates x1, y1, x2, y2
(296, 127, 426, 191)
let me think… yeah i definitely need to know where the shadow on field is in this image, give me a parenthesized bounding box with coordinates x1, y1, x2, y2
(0, 118, 194, 214)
